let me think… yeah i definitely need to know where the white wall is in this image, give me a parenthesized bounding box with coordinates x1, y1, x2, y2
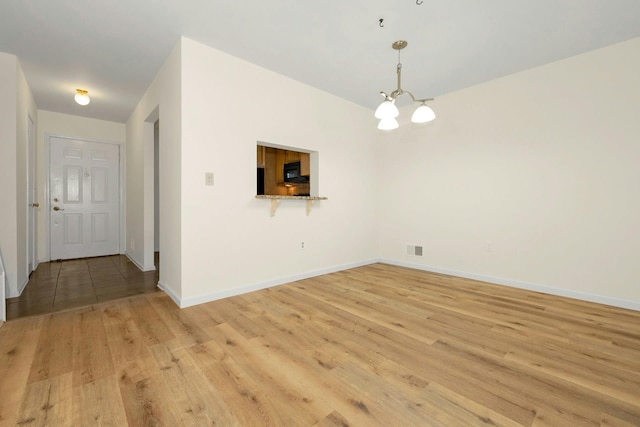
(0, 53, 37, 298)
(377, 37, 640, 309)
(126, 41, 182, 297)
(0, 53, 18, 298)
(179, 38, 378, 305)
(16, 61, 37, 294)
(36, 110, 126, 262)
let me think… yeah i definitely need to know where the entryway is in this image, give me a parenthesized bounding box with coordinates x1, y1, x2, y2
(4, 122, 163, 320)
(5, 253, 159, 319)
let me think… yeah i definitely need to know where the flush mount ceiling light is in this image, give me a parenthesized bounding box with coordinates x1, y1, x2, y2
(375, 40, 435, 130)
(74, 89, 90, 106)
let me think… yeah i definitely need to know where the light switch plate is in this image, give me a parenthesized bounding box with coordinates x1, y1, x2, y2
(205, 172, 214, 186)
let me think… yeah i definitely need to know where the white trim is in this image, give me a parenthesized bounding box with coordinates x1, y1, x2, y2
(0, 248, 5, 321)
(4, 272, 29, 299)
(153, 257, 640, 313)
(381, 258, 640, 312)
(44, 133, 125, 261)
(125, 252, 156, 272)
(44, 133, 50, 261)
(18, 276, 29, 296)
(26, 113, 36, 278)
(176, 258, 379, 308)
(157, 281, 180, 307)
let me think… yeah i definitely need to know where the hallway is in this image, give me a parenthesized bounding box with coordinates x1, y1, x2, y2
(6, 254, 159, 319)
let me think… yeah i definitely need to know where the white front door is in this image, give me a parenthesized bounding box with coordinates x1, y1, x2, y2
(49, 137, 120, 260)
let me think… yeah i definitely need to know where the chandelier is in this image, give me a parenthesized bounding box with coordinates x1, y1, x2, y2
(375, 40, 435, 130)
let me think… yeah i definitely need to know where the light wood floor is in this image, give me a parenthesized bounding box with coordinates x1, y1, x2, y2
(1, 263, 639, 426)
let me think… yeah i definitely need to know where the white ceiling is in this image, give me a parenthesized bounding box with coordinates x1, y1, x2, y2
(2, 0, 640, 123)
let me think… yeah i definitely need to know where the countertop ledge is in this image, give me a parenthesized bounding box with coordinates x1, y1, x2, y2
(255, 195, 328, 200)
(255, 195, 327, 216)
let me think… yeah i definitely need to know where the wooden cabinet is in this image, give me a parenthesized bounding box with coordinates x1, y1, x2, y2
(264, 147, 283, 196)
(276, 150, 285, 183)
(285, 150, 300, 163)
(300, 153, 310, 176)
(256, 145, 265, 167)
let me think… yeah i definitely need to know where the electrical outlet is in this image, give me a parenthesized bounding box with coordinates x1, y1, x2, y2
(205, 172, 214, 186)
(301, 241, 305, 249)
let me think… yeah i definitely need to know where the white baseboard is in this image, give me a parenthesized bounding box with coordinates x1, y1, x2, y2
(381, 258, 640, 312)
(125, 252, 156, 272)
(6, 277, 29, 299)
(154, 256, 640, 313)
(18, 277, 29, 296)
(157, 281, 181, 307)
(176, 258, 379, 308)
(6, 260, 43, 299)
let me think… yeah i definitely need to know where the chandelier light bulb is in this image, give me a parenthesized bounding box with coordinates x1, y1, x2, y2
(378, 118, 399, 131)
(374, 100, 399, 119)
(74, 89, 90, 106)
(411, 104, 436, 123)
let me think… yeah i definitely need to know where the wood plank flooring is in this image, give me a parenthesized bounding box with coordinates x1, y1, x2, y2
(1, 263, 639, 426)
(6, 255, 159, 320)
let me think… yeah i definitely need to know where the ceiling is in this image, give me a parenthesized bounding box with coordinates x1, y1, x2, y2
(2, 0, 640, 123)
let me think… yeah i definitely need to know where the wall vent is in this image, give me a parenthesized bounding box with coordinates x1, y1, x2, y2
(407, 244, 423, 256)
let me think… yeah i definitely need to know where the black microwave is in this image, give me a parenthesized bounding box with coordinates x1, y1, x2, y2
(284, 161, 308, 183)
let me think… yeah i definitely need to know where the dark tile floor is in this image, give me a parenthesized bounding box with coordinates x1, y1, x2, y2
(6, 253, 159, 320)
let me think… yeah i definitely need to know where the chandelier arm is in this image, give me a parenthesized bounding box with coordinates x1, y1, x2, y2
(389, 89, 402, 99)
(403, 91, 417, 102)
(393, 90, 420, 103)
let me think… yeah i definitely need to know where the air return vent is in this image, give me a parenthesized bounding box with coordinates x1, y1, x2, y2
(406, 245, 423, 256)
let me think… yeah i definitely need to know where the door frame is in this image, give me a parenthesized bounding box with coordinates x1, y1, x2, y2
(26, 114, 36, 275)
(0, 246, 5, 322)
(45, 134, 125, 261)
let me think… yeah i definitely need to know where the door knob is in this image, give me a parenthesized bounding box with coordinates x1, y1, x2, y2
(53, 206, 64, 211)
(31, 202, 40, 207)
